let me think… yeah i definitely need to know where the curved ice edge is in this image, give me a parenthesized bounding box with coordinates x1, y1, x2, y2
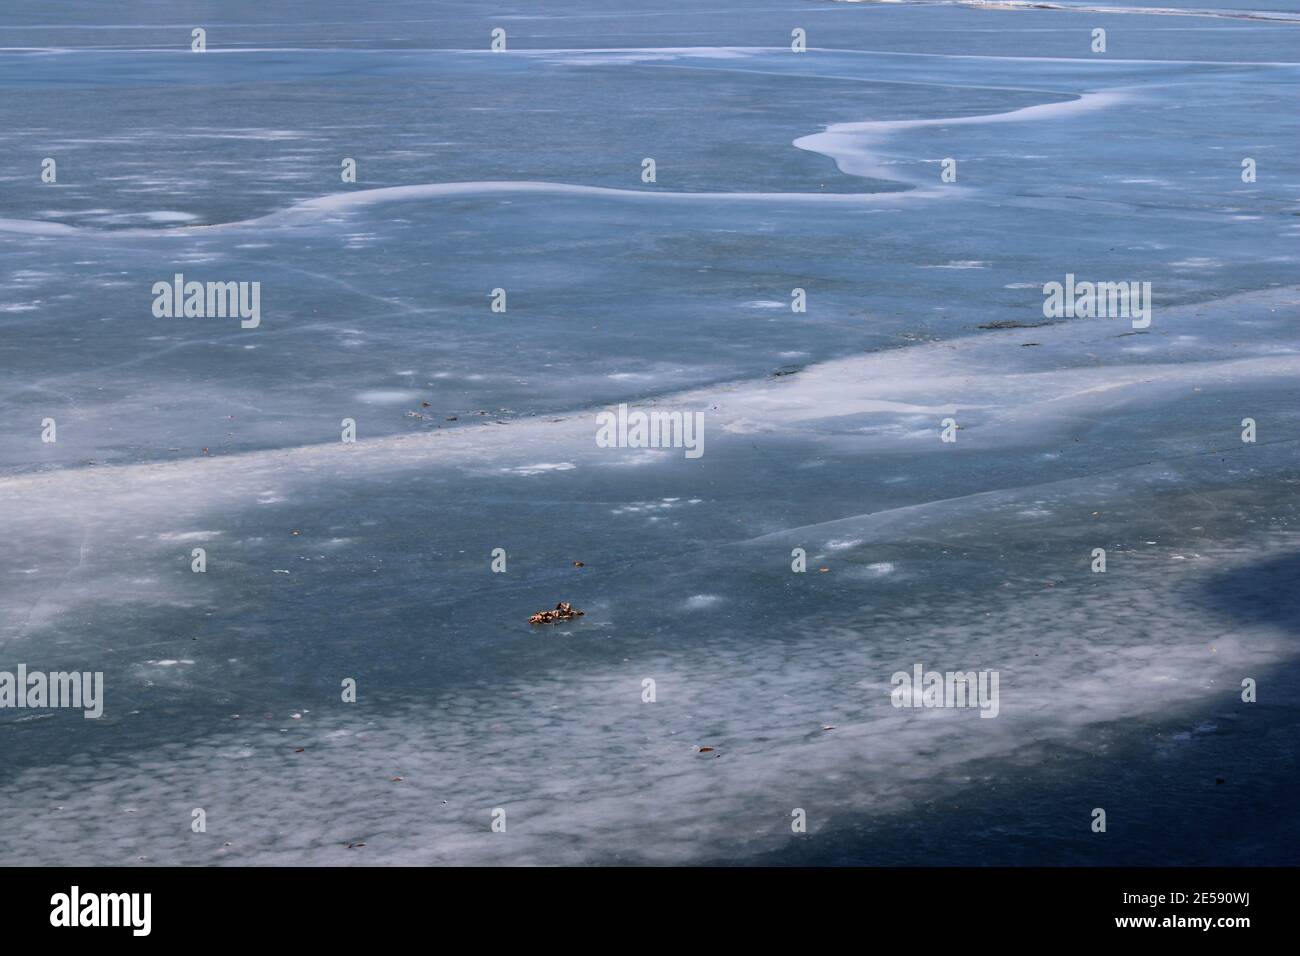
(0, 88, 1129, 238)
(0, 182, 928, 240)
(793, 88, 1124, 185)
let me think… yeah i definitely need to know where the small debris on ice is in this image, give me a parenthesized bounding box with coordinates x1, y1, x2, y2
(529, 602, 585, 625)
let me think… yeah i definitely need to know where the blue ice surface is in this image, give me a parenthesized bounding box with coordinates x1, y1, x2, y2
(0, 0, 1298, 865)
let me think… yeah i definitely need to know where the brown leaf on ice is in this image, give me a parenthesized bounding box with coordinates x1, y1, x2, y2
(529, 602, 585, 625)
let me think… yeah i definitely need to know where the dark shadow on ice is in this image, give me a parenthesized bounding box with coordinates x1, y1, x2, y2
(1200, 550, 1300, 634)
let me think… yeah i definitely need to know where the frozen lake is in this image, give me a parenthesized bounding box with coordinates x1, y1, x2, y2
(1, 0, 1298, 865)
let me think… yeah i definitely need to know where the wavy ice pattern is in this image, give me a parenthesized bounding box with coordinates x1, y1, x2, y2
(3, 2, 1299, 865)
